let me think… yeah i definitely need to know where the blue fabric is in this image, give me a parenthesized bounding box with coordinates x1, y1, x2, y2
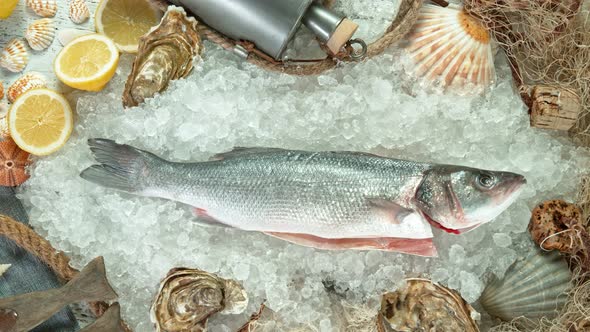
(0, 186, 79, 332)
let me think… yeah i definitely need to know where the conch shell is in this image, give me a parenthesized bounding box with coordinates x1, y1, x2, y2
(122, 6, 202, 108)
(377, 278, 480, 332)
(150, 267, 248, 332)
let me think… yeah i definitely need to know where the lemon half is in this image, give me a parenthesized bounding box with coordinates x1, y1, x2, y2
(95, 0, 161, 53)
(8, 89, 73, 156)
(54, 33, 119, 92)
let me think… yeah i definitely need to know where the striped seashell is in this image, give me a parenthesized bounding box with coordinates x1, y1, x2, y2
(26, 0, 57, 17)
(69, 0, 90, 24)
(403, 4, 495, 91)
(0, 39, 29, 73)
(0, 102, 10, 138)
(0, 81, 4, 100)
(7, 72, 47, 103)
(25, 18, 56, 51)
(479, 249, 572, 322)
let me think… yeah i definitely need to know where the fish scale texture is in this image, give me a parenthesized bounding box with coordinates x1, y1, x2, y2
(14, 1, 590, 331)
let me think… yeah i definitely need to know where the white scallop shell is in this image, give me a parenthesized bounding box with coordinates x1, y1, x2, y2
(7, 72, 47, 103)
(57, 28, 92, 46)
(0, 102, 9, 138)
(26, 0, 57, 17)
(69, 0, 90, 24)
(479, 250, 572, 321)
(0, 39, 29, 73)
(25, 18, 55, 51)
(404, 4, 495, 90)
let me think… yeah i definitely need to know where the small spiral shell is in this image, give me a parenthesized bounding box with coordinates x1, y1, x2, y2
(7, 72, 47, 103)
(69, 0, 90, 24)
(0, 39, 29, 73)
(25, 18, 55, 51)
(150, 268, 248, 332)
(26, 0, 57, 17)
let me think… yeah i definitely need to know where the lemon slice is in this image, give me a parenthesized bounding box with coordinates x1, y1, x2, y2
(95, 0, 161, 53)
(8, 89, 73, 156)
(54, 33, 119, 92)
(0, 0, 18, 19)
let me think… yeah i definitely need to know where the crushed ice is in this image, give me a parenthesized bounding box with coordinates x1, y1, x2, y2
(17, 1, 590, 330)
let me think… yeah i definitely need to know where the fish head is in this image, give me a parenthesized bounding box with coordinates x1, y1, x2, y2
(415, 166, 526, 234)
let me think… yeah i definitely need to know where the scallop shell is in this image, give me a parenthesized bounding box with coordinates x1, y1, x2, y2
(0, 102, 8, 138)
(25, 18, 55, 51)
(26, 0, 57, 17)
(403, 4, 495, 90)
(479, 250, 572, 321)
(377, 278, 480, 332)
(0, 39, 29, 73)
(69, 0, 89, 24)
(7, 72, 47, 103)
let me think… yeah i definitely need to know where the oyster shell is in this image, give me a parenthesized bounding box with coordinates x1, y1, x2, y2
(122, 6, 202, 108)
(376, 278, 480, 332)
(479, 249, 572, 322)
(150, 267, 248, 332)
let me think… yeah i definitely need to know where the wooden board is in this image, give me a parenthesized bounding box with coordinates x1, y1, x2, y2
(0, 0, 100, 91)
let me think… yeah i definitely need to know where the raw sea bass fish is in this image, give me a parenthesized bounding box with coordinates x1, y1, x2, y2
(81, 139, 526, 257)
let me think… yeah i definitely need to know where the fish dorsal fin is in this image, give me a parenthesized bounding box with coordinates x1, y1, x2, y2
(210, 147, 288, 161)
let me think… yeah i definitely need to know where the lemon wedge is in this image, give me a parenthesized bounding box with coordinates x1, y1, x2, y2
(54, 33, 119, 92)
(8, 89, 73, 156)
(95, 0, 161, 53)
(0, 0, 18, 19)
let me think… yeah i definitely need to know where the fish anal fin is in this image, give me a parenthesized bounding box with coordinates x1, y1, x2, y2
(210, 147, 287, 161)
(264, 232, 437, 257)
(191, 208, 231, 228)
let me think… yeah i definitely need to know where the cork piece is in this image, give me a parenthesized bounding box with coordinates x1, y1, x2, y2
(326, 18, 358, 54)
(529, 85, 581, 131)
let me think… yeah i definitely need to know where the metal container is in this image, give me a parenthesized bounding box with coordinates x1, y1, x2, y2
(168, 0, 357, 60)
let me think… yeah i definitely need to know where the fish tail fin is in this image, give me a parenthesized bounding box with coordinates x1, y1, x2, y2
(65, 257, 118, 302)
(81, 138, 163, 194)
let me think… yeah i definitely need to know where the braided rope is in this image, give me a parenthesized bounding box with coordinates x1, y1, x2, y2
(0, 215, 132, 332)
(197, 0, 423, 75)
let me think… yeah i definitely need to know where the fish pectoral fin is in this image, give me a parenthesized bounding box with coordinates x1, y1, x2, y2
(191, 208, 231, 228)
(264, 232, 437, 257)
(210, 147, 288, 161)
(367, 199, 417, 225)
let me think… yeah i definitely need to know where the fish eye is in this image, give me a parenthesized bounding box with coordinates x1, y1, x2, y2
(476, 174, 496, 189)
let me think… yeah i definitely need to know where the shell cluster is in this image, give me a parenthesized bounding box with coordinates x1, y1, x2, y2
(0, 39, 29, 73)
(376, 278, 479, 332)
(25, 18, 55, 51)
(122, 6, 202, 108)
(26, 0, 57, 18)
(7, 72, 47, 103)
(479, 249, 572, 322)
(150, 267, 248, 332)
(69, 0, 90, 24)
(403, 4, 495, 91)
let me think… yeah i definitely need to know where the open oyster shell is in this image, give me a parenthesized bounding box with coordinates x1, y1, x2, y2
(150, 267, 248, 332)
(377, 278, 480, 332)
(122, 6, 202, 108)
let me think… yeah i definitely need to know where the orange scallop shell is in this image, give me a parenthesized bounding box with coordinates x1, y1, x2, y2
(0, 139, 30, 187)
